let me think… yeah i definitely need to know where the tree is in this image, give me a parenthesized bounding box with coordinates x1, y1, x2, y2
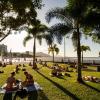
(48, 44, 59, 63)
(81, 0, 100, 43)
(45, 0, 99, 82)
(23, 20, 48, 68)
(0, 0, 43, 42)
(99, 52, 100, 57)
(81, 45, 91, 65)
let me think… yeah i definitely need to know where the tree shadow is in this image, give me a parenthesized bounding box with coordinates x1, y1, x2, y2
(56, 76, 65, 79)
(81, 81, 100, 92)
(36, 70, 80, 100)
(38, 90, 49, 100)
(82, 69, 96, 72)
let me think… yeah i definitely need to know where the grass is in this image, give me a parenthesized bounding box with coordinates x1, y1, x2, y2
(0, 63, 100, 100)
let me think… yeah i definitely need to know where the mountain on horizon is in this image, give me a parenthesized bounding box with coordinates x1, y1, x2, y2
(27, 52, 50, 57)
(36, 52, 51, 57)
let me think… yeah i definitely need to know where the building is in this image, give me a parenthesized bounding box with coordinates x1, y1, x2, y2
(0, 44, 7, 61)
(0, 44, 7, 55)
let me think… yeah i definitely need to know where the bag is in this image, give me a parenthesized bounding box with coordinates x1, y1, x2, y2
(16, 89, 28, 99)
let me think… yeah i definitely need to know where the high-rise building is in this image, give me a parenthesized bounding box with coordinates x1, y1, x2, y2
(0, 44, 7, 54)
(0, 44, 7, 61)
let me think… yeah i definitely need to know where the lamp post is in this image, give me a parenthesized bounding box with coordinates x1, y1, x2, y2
(9, 49, 12, 64)
(64, 36, 66, 63)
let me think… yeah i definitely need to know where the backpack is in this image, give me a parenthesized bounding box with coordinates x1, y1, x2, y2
(16, 89, 28, 99)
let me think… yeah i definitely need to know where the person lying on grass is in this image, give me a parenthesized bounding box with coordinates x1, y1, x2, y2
(51, 67, 62, 77)
(82, 76, 100, 83)
(4, 71, 18, 91)
(22, 71, 34, 87)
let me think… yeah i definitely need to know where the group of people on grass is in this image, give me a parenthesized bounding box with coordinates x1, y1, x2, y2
(50, 64, 61, 76)
(3, 62, 100, 92)
(82, 76, 100, 83)
(4, 71, 34, 91)
(50, 64, 74, 77)
(14, 64, 26, 73)
(2, 70, 36, 100)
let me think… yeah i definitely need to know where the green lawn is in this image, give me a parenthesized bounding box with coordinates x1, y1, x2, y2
(0, 63, 100, 100)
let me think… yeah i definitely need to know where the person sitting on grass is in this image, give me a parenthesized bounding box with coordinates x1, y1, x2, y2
(63, 66, 69, 72)
(0, 70, 4, 73)
(51, 67, 57, 76)
(33, 62, 37, 69)
(29, 62, 32, 66)
(23, 64, 26, 67)
(2, 63, 7, 67)
(4, 71, 17, 91)
(51, 67, 62, 77)
(15, 65, 19, 73)
(43, 62, 48, 67)
(22, 71, 34, 87)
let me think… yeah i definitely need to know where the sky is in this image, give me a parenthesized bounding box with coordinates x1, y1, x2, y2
(0, 0, 100, 57)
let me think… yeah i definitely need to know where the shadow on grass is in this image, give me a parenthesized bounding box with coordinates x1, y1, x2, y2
(81, 81, 100, 92)
(56, 76, 65, 79)
(36, 70, 80, 100)
(82, 69, 96, 72)
(38, 90, 49, 100)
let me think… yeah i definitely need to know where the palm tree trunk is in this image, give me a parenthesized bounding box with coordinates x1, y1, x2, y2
(77, 24, 82, 82)
(33, 37, 36, 68)
(53, 52, 54, 63)
(81, 51, 83, 65)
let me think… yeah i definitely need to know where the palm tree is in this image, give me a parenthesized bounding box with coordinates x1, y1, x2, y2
(99, 52, 100, 57)
(48, 44, 59, 63)
(45, 0, 98, 82)
(81, 45, 91, 65)
(23, 20, 48, 68)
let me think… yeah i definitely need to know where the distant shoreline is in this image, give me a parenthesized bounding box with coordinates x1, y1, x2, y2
(0, 56, 100, 64)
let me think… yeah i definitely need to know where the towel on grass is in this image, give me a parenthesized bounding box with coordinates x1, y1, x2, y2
(0, 82, 42, 94)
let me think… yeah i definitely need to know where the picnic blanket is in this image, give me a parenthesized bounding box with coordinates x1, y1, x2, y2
(0, 82, 42, 94)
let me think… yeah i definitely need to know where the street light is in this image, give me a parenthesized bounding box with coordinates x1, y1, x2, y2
(64, 36, 71, 63)
(64, 36, 66, 62)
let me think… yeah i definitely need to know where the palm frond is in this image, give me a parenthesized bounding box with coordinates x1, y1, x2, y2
(81, 45, 91, 52)
(50, 23, 72, 34)
(37, 25, 48, 33)
(49, 23, 72, 44)
(23, 35, 32, 46)
(67, 0, 88, 19)
(55, 47, 59, 55)
(28, 28, 36, 36)
(43, 34, 54, 45)
(48, 47, 53, 54)
(82, 11, 100, 27)
(87, 0, 100, 9)
(92, 33, 100, 44)
(36, 35, 42, 45)
(48, 43, 59, 55)
(72, 31, 78, 49)
(45, 7, 73, 26)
